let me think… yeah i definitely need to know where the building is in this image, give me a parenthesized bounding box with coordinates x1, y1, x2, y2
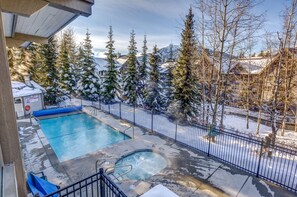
(12, 78, 45, 118)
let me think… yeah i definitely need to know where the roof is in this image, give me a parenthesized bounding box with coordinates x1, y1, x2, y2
(1, 0, 94, 47)
(236, 57, 271, 74)
(12, 81, 45, 98)
(94, 58, 109, 71)
(94, 57, 121, 72)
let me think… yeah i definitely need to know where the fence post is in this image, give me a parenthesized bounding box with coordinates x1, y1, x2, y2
(119, 102, 122, 119)
(256, 140, 264, 177)
(80, 98, 82, 107)
(133, 104, 136, 125)
(151, 109, 154, 133)
(175, 121, 178, 141)
(207, 125, 211, 157)
(99, 168, 105, 197)
(108, 103, 110, 114)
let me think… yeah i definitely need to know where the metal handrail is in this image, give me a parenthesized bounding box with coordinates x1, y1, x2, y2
(122, 126, 134, 139)
(105, 164, 133, 182)
(95, 159, 106, 173)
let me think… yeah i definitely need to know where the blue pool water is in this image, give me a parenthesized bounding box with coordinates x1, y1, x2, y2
(113, 151, 167, 180)
(39, 113, 129, 162)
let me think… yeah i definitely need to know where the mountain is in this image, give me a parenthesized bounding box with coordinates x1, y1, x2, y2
(157, 45, 179, 63)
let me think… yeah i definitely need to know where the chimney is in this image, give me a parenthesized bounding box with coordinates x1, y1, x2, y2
(24, 75, 32, 87)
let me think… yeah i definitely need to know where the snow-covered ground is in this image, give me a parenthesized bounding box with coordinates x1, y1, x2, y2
(64, 98, 297, 192)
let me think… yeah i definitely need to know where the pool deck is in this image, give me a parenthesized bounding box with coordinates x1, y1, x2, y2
(18, 107, 296, 197)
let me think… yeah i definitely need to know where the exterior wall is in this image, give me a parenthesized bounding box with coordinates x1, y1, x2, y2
(23, 94, 43, 115)
(14, 97, 24, 117)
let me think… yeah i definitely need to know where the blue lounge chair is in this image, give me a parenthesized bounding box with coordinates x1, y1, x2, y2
(27, 172, 60, 197)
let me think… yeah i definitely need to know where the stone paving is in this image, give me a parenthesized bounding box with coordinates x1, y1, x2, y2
(18, 108, 296, 197)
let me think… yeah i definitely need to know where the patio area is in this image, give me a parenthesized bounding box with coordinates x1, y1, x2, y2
(19, 108, 296, 197)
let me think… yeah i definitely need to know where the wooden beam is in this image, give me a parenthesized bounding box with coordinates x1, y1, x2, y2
(46, 0, 93, 17)
(11, 14, 17, 37)
(0, 0, 48, 17)
(6, 33, 48, 47)
(0, 11, 27, 197)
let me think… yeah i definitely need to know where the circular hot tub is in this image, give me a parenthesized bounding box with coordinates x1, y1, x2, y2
(113, 150, 167, 180)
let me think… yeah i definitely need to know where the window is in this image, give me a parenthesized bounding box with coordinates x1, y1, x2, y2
(14, 98, 22, 104)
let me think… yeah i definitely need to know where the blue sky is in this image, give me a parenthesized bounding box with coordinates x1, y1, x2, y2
(68, 0, 290, 57)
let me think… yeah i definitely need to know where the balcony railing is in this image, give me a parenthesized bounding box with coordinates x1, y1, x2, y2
(45, 168, 127, 197)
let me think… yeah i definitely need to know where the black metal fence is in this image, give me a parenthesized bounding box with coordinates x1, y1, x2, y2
(45, 168, 127, 197)
(70, 99, 297, 193)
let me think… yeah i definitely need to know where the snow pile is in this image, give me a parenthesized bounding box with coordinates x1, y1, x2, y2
(140, 184, 179, 197)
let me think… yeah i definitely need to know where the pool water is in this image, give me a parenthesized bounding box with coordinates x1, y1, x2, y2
(113, 151, 167, 180)
(39, 113, 129, 162)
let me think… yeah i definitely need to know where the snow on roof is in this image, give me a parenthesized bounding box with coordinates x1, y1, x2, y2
(94, 57, 108, 71)
(211, 57, 238, 73)
(237, 57, 271, 74)
(94, 57, 122, 72)
(31, 80, 45, 91)
(117, 57, 128, 65)
(140, 184, 179, 197)
(11, 81, 44, 98)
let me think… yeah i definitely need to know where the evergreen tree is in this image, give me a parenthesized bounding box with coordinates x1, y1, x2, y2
(123, 30, 138, 104)
(103, 26, 119, 103)
(137, 34, 148, 105)
(27, 43, 45, 85)
(58, 30, 77, 96)
(75, 45, 85, 83)
(145, 45, 163, 112)
(163, 60, 175, 109)
(168, 43, 174, 62)
(40, 37, 64, 104)
(18, 47, 33, 81)
(169, 7, 201, 122)
(78, 30, 100, 101)
(7, 48, 22, 81)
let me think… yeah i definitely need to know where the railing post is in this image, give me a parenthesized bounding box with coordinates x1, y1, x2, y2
(99, 99, 102, 110)
(108, 103, 110, 114)
(151, 109, 154, 133)
(119, 102, 122, 119)
(175, 121, 178, 141)
(256, 140, 264, 177)
(133, 104, 136, 125)
(99, 168, 105, 197)
(80, 98, 83, 107)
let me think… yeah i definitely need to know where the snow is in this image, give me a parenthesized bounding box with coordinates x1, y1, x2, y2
(140, 184, 179, 197)
(237, 57, 271, 74)
(30, 81, 45, 91)
(66, 98, 297, 190)
(117, 56, 128, 65)
(11, 81, 44, 98)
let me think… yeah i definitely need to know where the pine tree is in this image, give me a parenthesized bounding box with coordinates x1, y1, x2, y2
(27, 43, 45, 85)
(7, 48, 22, 81)
(75, 45, 85, 83)
(103, 26, 119, 103)
(78, 30, 100, 101)
(168, 43, 174, 62)
(18, 47, 33, 81)
(137, 34, 148, 105)
(40, 37, 64, 104)
(145, 45, 163, 112)
(123, 30, 138, 105)
(58, 30, 77, 96)
(169, 7, 201, 122)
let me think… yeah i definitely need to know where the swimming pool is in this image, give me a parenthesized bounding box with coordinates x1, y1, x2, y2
(39, 113, 129, 162)
(113, 151, 167, 181)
